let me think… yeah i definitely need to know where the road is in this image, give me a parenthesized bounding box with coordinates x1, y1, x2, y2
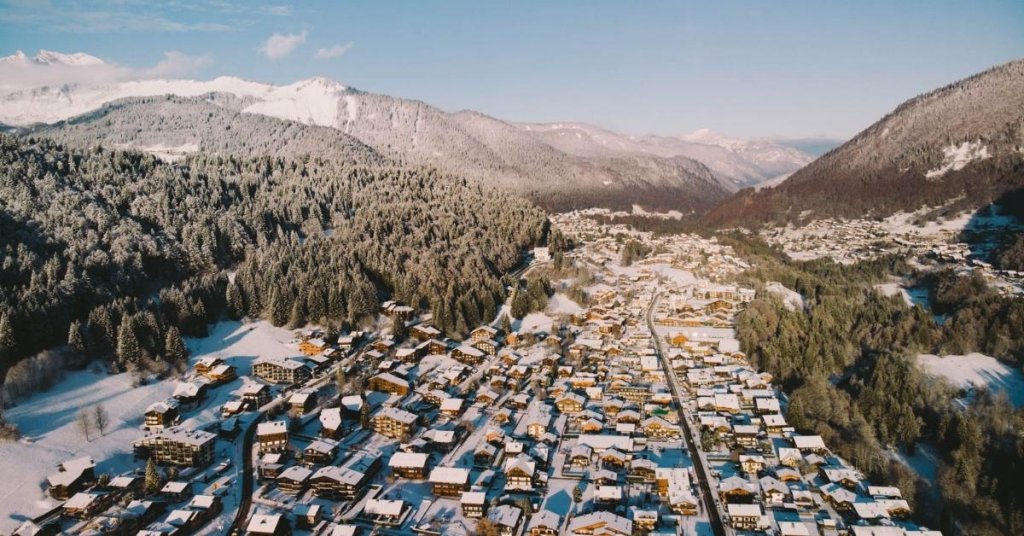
(646, 291, 728, 536)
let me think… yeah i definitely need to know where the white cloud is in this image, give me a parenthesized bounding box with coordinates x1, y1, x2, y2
(259, 30, 307, 61)
(0, 50, 213, 92)
(314, 42, 354, 60)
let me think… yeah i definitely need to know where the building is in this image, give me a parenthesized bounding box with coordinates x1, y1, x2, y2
(47, 457, 96, 500)
(452, 344, 486, 365)
(460, 491, 487, 518)
(528, 510, 561, 536)
(144, 401, 179, 430)
(277, 466, 313, 495)
(429, 467, 469, 497)
(241, 382, 271, 409)
(371, 407, 417, 439)
(389, 452, 429, 479)
(727, 503, 763, 530)
(63, 492, 113, 519)
(252, 357, 311, 385)
(133, 427, 216, 467)
(368, 372, 410, 396)
(487, 504, 522, 536)
(257, 421, 289, 453)
(246, 514, 290, 536)
(567, 511, 632, 536)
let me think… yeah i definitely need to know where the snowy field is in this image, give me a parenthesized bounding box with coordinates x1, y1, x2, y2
(764, 281, 804, 311)
(917, 353, 1024, 407)
(0, 320, 300, 533)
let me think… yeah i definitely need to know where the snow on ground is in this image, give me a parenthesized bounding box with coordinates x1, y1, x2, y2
(0, 369, 175, 531)
(924, 140, 990, 179)
(546, 293, 583, 315)
(764, 281, 804, 311)
(889, 442, 941, 483)
(115, 142, 199, 162)
(917, 353, 1024, 407)
(517, 312, 555, 334)
(0, 320, 300, 532)
(875, 281, 914, 307)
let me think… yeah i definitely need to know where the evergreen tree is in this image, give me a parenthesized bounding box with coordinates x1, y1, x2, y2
(116, 316, 142, 368)
(500, 313, 513, 335)
(0, 311, 16, 368)
(144, 457, 161, 494)
(225, 281, 244, 320)
(68, 320, 87, 357)
(164, 326, 188, 364)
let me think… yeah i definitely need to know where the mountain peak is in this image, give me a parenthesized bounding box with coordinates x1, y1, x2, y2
(1, 49, 105, 67)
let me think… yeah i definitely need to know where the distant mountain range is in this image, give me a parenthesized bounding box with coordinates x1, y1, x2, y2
(703, 59, 1024, 228)
(0, 49, 816, 212)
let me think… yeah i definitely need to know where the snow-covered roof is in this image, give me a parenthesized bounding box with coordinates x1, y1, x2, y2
(428, 467, 469, 484)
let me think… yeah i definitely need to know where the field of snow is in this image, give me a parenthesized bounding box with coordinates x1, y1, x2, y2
(924, 140, 990, 179)
(518, 312, 555, 334)
(547, 293, 583, 315)
(764, 281, 804, 311)
(917, 353, 1024, 407)
(0, 320, 300, 532)
(875, 281, 914, 306)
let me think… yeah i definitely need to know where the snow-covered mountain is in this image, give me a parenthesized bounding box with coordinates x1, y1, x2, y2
(516, 122, 814, 189)
(0, 49, 104, 66)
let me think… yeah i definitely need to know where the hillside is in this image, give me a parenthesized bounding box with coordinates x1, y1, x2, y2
(703, 59, 1024, 228)
(517, 122, 813, 189)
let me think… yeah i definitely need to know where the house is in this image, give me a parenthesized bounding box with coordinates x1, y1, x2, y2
(291, 504, 321, 530)
(452, 344, 486, 364)
(63, 492, 112, 519)
(320, 407, 343, 439)
(570, 444, 593, 467)
(47, 457, 95, 500)
(289, 390, 318, 415)
(172, 380, 208, 408)
(253, 357, 310, 385)
(440, 397, 464, 417)
(759, 475, 789, 505)
(630, 509, 658, 531)
(371, 407, 417, 439)
(739, 454, 766, 474)
(277, 466, 312, 494)
(594, 485, 623, 504)
(299, 338, 329, 356)
(133, 427, 216, 467)
(160, 481, 191, 502)
(461, 491, 487, 518)
(303, 438, 339, 465)
(144, 401, 179, 430)
(429, 467, 469, 497)
(474, 443, 498, 465)
(528, 510, 561, 536)
(310, 451, 381, 500)
(473, 338, 500, 355)
(471, 325, 499, 342)
(389, 452, 429, 479)
(240, 382, 271, 409)
(487, 505, 522, 536)
(727, 503, 762, 530)
(206, 363, 237, 384)
(368, 372, 410, 396)
(567, 511, 632, 536)
(257, 421, 289, 453)
(411, 324, 442, 341)
(733, 424, 760, 449)
(792, 434, 829, 454)
(555, 393, 585, 413)
(640, 416, 677, 438)
(364, 499, 406, 526)
(246, 514, 290, 536)
(504, 454, 536, 491)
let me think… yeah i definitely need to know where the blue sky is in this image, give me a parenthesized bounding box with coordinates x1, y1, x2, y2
(1, 0, 1021, 139)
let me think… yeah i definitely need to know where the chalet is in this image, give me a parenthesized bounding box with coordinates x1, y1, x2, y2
(473, 338, 499, 355)
(555, 393, 585, 413)
(461, 491, 487, 518)
(253, 357, 310, 385)
(739, 454, 766, 474)
(194, 356, 223, 376)
(474, 443, 498, 465)
(733, 424, 760, 449)
(246, 513, 290, 536)
(727, 503, 762, 531)
(260, 453, 286, 479)
(471, 325, 499, 342)
(277, 466, 312, 495)
(504, 454, 536, 491)
(640, 416, 677, 438)
(429, 467, 469, 497)
(364, 499, 406, 526)
(108, 475, 143, 500)
(528, 510, 561, 536)
(291, 504, 321, 530)
(389, 452, 429, 479)
(570, 444, 593, 467)
(172, 380, 208, 408)
(133, 427, 216, 467)
(368, 372, 410, 396)
(289, 390, 318, 415)
(257, 421, 289, 453)
(427, 338, 449, 355)
(759, 475, 788, 505)
(47, 457, 96, 500)
(320, 407, 343, 439)
(595, 485, 623, 504)
(63, 492, 112, 519)
(440, 397, 464, 417)
(310, 451, 380, 500)
(476, 388, 500, 405)
(487, 505, 522, 536)
(240, 382, 271, 409)
(792, 434, 829, 455)
(144, 401, 179, 430)
(631, 509, 658, 531)
(160, 481, 191, 502)
(718, 476, 756, 501)
(299, 338, 329, 356)
(303, 438, 339, 465)
(567, 511, 632, 536)
(599, 449, 628, 468)
(452, 344, 486, 365)
(763, 413, 787, 433)
(207, 363, 237, 384)
(411, 324, 442, 341)
(372, 407, 417, 439)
